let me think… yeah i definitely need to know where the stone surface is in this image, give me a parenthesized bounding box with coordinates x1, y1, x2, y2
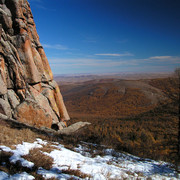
(0, 55, 7, 95)
(50, 80, 70, 121)
(14, 99, 52, 128)
(59, 122, 91, 135)
(0, 75, 7, 95)
(29, 85, 59, 124)
(42, 87, 60, 117)
(7, 89, 20, 109)
(0, 0, 70, 129)
(0, 98, 12, 118)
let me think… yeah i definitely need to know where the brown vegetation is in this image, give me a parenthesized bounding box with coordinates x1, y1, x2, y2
(60, 79, 165, 118)
(0, 120, 51, 178)
(23, 148, 53, 170)
(62, 167, 91, 179)
(60, 77, 179, 164)
(0, 121, 38, 149)
(0, 76, 178, 177)
(0, 120, 90, 179)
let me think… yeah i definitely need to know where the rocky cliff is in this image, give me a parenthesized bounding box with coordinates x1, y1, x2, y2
(0, 0, 70, 130)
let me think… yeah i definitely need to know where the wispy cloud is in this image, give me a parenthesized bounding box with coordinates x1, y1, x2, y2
(95, 52, 134, 57)
(35, 4, 47, 10)
(48, 55, 180, 74)
(149, 56, 172, 60)
(42, 44, 68, 50)
(147, 56, 180, 64)
(49, 55, 180, 68)
(29, 0, 55, 11)
(49, 58, 138, 68)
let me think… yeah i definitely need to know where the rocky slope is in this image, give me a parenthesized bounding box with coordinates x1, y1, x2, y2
(0, 0, 69, 130)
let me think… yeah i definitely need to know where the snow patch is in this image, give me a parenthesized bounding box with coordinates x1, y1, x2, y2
(37, 167, 79, 180)
(0, 171, 9, 180)
(0, 138, 179, 179)
(0, 171, 34, 180)
(0, 139, 44, 168)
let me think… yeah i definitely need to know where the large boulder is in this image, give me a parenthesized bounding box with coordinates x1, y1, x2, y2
(0, 0, 70, 130)
(14, 99, 52, 128)
(59, 122, 91, 135)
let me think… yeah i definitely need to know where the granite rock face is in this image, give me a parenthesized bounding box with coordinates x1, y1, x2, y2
(0, 0, 70, 129)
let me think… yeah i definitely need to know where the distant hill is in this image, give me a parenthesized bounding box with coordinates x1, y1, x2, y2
(58, 78, 167, 118)
(54, 72, 173, 83)
(56, 77, 179, 163)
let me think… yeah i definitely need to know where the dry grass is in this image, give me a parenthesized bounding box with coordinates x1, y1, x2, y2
(0, 119, 62, 178)
(0, 151, 13, 174)
(62, 167, 91, 179)
(23, 148, 53, 170)
(0, 120, 40, 148)
(40, 143, 60, 153)
(0, 150, 35, 175)
(0, 119, 62, 148)
(0, 142, 58, 179)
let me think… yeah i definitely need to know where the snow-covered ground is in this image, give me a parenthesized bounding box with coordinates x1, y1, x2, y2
(0, 138, 179, 180)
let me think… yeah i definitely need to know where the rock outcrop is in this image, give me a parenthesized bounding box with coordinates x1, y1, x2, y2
(59, 122, 91, 135)
(0, 0, 70, 130)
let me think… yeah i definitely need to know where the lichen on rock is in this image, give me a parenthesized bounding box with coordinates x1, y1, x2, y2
(0, 0, 70, 130)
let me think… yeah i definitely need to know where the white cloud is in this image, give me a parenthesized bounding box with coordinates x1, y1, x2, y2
(95, 52, 134, 57)
(42, 44, 68, 50)
(149, 56, 172, 60)
(49, 58, 138, 68)
(48, 55, 180, 74)
(49, 55, 180, 69)
(147, 56, 180, 64)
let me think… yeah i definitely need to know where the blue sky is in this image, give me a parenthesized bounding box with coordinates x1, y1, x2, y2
(29, 0, 180, 75)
